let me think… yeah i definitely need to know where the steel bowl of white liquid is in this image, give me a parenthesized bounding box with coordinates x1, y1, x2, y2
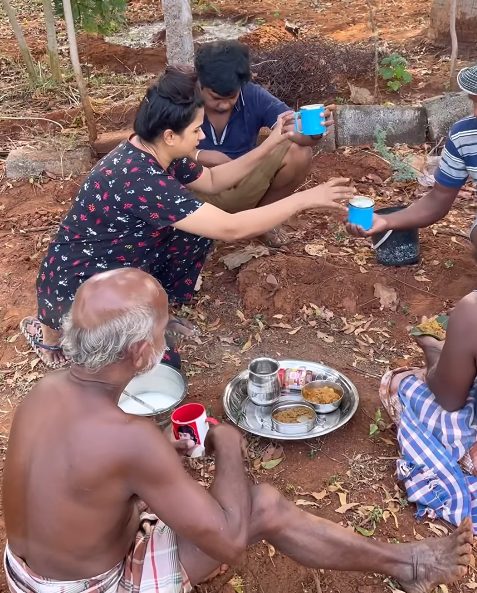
(118, 363, 187, 426)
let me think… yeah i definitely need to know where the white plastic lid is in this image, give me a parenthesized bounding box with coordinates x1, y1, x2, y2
(300, 103, 324, 110)
(349, 196, 374, 208)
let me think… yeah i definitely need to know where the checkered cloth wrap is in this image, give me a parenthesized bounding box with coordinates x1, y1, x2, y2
(4, 513, 192, 593)
(380, 372, 477, 533)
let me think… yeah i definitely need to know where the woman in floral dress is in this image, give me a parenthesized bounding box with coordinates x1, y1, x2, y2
(21, 67, 354, 367)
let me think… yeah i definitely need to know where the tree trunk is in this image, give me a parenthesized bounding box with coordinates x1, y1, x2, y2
(42, 0, 61, 82)
(0, 0, 38, 83)
(449, 0, 459, 89)
(161, 0, 194, 66)
(429, 0, 477, 46)
(62, 0, 97, 143)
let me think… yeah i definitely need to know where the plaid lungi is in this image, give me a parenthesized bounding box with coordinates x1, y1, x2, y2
(380, 369, 477, 533)
(4, 513, 192, 593)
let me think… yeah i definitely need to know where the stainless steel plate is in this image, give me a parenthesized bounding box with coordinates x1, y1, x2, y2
(223, 359, 359, 440)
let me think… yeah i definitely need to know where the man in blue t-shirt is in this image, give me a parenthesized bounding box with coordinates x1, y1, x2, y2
(347, 64, 477, 245)
(193, 40, 334, 245)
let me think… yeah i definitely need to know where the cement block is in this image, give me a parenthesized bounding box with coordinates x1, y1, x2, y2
(423, 92, 474, 141)
(335, 105, 427, 147)
(6, 145, 92, 180)
(315, 127, 336, 153)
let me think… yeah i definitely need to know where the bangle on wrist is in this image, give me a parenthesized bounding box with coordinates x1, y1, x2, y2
(195, 149, 202, 161)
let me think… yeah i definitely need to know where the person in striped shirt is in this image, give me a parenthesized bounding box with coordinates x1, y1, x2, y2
(348, 64, 477, 243)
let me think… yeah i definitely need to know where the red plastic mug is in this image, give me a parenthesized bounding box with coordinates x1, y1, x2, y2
(171, 403, 218, 457)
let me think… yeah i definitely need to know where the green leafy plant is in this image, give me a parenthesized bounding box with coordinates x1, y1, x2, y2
(369, 408, 384, 437)
(355, 505, 384, 537)
(378, 53, 412, 92)
(374, 127, 418, 182)
(53, 0, 126, 34)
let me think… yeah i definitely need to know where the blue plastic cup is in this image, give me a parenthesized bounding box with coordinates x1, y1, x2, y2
(294, 104, 326, 136)
(348, 196, 374, 231)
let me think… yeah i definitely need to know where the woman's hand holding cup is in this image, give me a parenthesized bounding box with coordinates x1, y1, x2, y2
(302, 178, 355, 212)
(263, 111, 295, 149)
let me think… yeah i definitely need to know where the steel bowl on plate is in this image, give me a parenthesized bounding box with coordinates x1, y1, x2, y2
(271, 401, 317, 435)
(301, 380, 343, 414)
(118, 363, 187, 425)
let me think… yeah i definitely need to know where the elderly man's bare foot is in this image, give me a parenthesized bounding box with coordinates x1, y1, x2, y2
(398, 518, 473, 593)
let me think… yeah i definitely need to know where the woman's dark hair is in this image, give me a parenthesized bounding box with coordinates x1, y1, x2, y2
(134, 66, 204, 142)
(194, 40, 251, 97)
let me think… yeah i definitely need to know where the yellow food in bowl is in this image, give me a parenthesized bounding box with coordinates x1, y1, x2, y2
(273, 406, 315, 424)
(303, 385, 341, 404)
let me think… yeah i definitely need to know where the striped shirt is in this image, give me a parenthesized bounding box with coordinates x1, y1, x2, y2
(435, 115, 477, 188)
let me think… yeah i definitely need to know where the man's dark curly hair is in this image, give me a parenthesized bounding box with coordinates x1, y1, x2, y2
(194, 40, 251, 97)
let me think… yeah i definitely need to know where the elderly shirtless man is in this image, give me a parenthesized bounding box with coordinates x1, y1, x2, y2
(3, 269, 474, 593)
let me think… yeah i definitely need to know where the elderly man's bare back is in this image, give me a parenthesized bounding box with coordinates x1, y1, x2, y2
(4, 371, 149, 579)
(3, 269, 475, 593)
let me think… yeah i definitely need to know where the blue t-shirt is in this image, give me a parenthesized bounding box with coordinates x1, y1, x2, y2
(198, 82, 290, 159)
(434, 115, 477, 188)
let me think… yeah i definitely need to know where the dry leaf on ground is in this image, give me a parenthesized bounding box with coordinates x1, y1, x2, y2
(240, 335, 253, 353)
(348, 82, 375, 105)
(311, 490, 329, 501)
(261, 458, 283, 470)
(414, 270, 431, 283)
(288, 326, 302, 335)
(304, 242, 327, 256)
(374, 283, 399, 311)
(296, 499, 320, 507)
(265, 541, 276, 560)
(335, 502, 360, 514)
(220, 245, 270, 270)
(426, 522, 449, 536)
(317, 331, 334, 343)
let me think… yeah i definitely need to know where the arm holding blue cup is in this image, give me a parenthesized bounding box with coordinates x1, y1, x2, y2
(282, 104, 336, 147)
(346, 183, 460, 238)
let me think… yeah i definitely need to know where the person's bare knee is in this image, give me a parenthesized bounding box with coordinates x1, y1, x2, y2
(283, 143, 312, 175)
(270, 143, 312, 190)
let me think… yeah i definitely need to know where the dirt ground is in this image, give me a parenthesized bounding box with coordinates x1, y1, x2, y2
(1, 147, 477, 593)
(1, 0, 477, 592)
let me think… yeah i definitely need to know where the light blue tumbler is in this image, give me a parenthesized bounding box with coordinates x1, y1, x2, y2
(294, 104, 326, 136)
(348, 196, 375, 231)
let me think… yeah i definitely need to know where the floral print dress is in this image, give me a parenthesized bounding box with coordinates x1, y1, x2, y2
(36, 140, 211, 331)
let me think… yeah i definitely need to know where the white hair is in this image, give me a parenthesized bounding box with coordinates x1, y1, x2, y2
(61, 305, 157, 372)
